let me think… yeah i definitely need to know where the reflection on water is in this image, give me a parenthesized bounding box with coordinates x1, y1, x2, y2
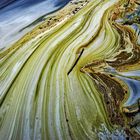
(0, 0, 140, 139)
(0, 0, 71, 49)
(118, 76, 140, 106)
(105, 67, 140, 106)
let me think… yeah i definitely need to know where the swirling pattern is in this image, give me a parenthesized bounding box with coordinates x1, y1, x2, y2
(0, 0, 140, 139)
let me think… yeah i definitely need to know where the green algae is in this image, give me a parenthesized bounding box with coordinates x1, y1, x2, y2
(0, 0, 140, 139)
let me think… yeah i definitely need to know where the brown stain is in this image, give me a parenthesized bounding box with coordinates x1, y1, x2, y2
(81, 64, 140, 138)
(106, 23, 140, 70)
(80, 1, 140, 138)
(90, 72, 126, 126)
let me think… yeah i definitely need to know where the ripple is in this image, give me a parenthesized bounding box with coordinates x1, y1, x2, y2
(0, 0, 140, 139)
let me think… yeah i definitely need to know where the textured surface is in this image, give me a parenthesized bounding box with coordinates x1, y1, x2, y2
(0, 0, 71, 49)
(0, 0, 140, 139)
